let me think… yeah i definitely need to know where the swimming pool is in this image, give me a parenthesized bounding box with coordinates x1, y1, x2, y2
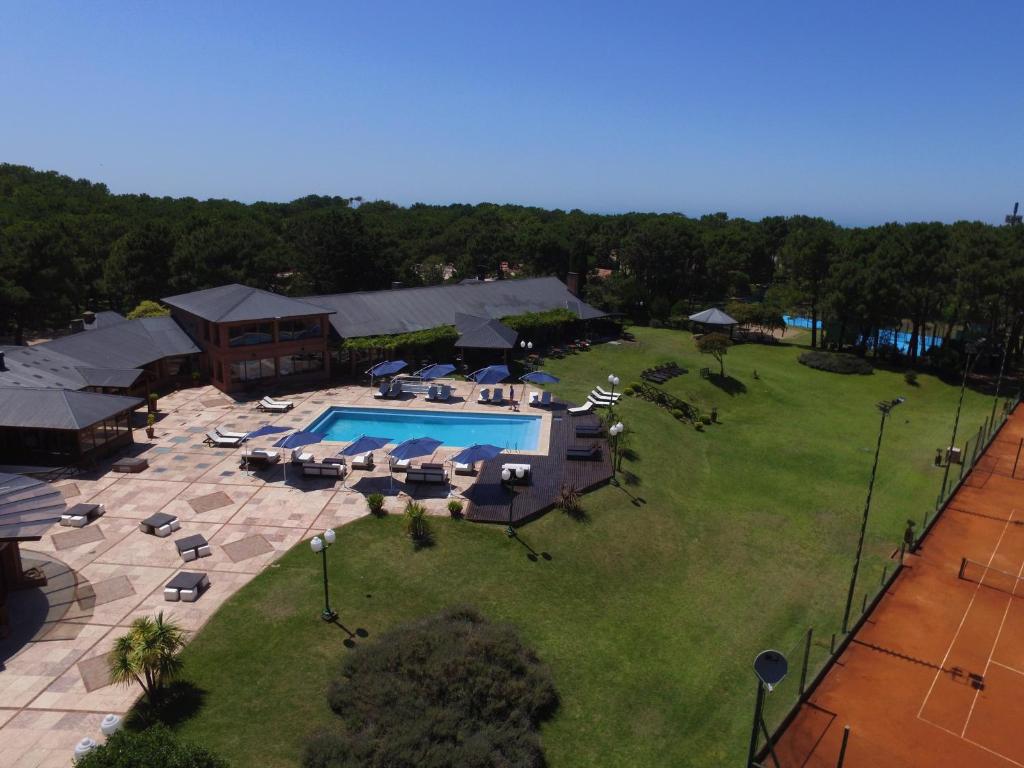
(306, 407, 543, 451)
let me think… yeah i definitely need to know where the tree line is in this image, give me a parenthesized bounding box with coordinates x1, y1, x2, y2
(2, 163, 1021, 368)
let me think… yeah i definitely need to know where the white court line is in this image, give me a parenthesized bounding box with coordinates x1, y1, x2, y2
(961, 556, 1024, 737)
(989, 660, 1024, 677)
(917, 715, 1024, 768)
(917, 508, 1017, 719)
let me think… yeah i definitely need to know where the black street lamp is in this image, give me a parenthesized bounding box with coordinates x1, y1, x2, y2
(937, 341, 983, 508)
(520, 339, 534, 371)
(502, 467, 521, 537)
(842, 396, 904, 634)
(310, 528, 337, 622)
(609, 421, 624, 485)
(607, 373, 619, 416)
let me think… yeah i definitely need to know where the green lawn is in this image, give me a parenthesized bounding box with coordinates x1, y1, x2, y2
(170, 327, 995, 767)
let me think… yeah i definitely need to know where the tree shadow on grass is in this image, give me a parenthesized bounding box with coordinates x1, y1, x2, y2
(708, 374, 747, 396)
(127, 680, 207, 730)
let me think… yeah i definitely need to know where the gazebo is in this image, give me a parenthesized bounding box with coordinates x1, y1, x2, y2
(454, 314, 519, 364)
(0, 473, 66, 638)
(688, 308, 738, 336)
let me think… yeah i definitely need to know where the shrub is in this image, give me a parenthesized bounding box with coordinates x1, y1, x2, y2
(905, 370, 919, 386)
(694, 422, 704, 431)
(446, 499, 464, 518)
(557, 484, 582, 517)
(307, 606, 557, 768)
(74, 725, 227, 768)
(700, 415, 712, 425)
(798, 350, 873, 375)
(669, 408, 685, 421)
(108, 612, 186, 707)
(126, 300, 170, 320)
(403, 501, 430, 542)
(366, 493, 385, 516)
(146, 413, 156, 428)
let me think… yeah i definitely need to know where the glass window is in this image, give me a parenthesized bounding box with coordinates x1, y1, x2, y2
(230, 358, 276, 383)
(279, 318, 322, 341)
(279, 352, 324, 376)
(228, 323, 274, 347)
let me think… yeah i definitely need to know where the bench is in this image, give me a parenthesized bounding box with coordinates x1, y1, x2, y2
(575, 424, 603, 438)
(112, 457, 148, 473)
(406, 468, 448, 484)
(60, 503, 104, 528)
(567, 445, 601, 461)
(302, 462, 344, 478)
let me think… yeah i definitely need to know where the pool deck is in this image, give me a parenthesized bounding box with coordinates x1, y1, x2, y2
(464, 401, 613, 524)
(0, 379, 601, 766)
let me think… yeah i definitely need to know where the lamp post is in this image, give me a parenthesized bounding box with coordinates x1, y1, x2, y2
(608, 373, 619, 416)
(937, 341, 982, 508)
(842, 397, 904, 633)
(309, 528, 337, 622)
(609, 421, 624, 484)
(520, 340, 534, 371)
(502, 467, 518, 537)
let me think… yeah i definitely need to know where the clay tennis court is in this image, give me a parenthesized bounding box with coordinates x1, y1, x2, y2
(773, 406, 1024, 767)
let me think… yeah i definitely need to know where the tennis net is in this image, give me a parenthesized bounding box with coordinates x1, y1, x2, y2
(958, 557, 1024, 597)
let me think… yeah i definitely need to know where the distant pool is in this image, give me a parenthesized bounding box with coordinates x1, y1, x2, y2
(306, 407, 543, 451)
(783, 315, 943, 356)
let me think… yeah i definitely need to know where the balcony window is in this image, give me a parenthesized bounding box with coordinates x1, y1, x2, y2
(278, 318, 322, 341)
(229, 358, 276, 383)
(279, 352, 324, 376)
(228, 323, 274, 347)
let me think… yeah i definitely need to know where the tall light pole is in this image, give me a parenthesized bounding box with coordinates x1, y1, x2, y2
(520, 340, 534, 371)
(937, 341, 982, 508)
(609, 421, 624, 484)
(842, 397, 904, 634)
(607, 373, 619, 417)
(309, 528, 337, 622)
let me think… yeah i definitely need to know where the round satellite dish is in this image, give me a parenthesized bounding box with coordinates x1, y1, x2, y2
(754, 650, 788, 691)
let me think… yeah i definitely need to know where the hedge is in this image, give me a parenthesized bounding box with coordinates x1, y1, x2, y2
(798, 350, 874, 375)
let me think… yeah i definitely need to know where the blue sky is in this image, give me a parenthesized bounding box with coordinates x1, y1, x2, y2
(2, 1, 1020, 224)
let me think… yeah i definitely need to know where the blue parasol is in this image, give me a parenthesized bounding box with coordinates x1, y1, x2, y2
(368, 360, 407, 377)
(418, 363, 456, 381)
(520, 371, 560, 384)
(339, 435, 392, 456)
(273, 431, 325, 450)
(245, 424, 291, 440)
(469, 365, 510, 385)
(450, 444, 503, 465)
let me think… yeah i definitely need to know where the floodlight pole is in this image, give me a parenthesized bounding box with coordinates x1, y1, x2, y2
(746, 679, 766, 768)
(842, 398, 901, 634)
(990, 326, 1013, 432)
(937, 344, 980, 508)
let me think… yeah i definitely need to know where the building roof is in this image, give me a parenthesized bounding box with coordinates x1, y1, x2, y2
(0, 473, 65, 542)
(454, 314, 519, 349)
(688, 308, 738, 326)
(0, 345, 100, 390)
(38, 315, 199, 370)
(74, 367, 145, 389)
(304, 277, 606, 339)
(162, 284, 333, 323)
(0, 387, 143, 430)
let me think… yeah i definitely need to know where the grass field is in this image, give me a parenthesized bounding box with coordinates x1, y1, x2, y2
(169, 327, 997, 767)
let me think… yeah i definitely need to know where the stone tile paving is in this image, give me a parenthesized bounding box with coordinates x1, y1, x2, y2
(0, 381, 552, 766)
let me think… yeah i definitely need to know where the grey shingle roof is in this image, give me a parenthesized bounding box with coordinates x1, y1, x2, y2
(0, 472, 66, 541)
(74, 367, 144, 388)
(688, 308, 738, 325)
(454, 314, 519, 349)
(38, 316, 199, 370)
(162, 284, 334, 323)
(0, 346, 95, 389)
(83, 310, 127, 330)
(0, 387, 143, 430)
(304, 277, 606, 339)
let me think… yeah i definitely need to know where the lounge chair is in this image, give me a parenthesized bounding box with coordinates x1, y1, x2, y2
(267, 396, 295, 409)
(454, 461, 476, 475)
(216, 426, 249, 441)
(567, 444, 601, 460)
(539, 391, 552, 407)
(586, 395, 610, 408)
(529, 391, 540, 405)
(477, 388, 491, 404)
(405, 466, 448, 484)
(373, 382, 389, 399)
(388, 380, 403, 398)
(350, 452, 374, 469)
(490, 387, 505, 405)
(240, 449, 280, 470)
(389, 456, 411, 471)
(593, 387, 622, 400)
(426, 385, 439, 400)
(204, 431, 242, 448)
(257, 397, 290, 413)
(302, 462, 344, 478)
(575, 424, 603, 437)
(439, 384, 453, 400)
(291, 447, 315, 463)
(568, 401, 594, 415)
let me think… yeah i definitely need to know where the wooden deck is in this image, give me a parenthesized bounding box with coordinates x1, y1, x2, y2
(465, 400, 614, 525)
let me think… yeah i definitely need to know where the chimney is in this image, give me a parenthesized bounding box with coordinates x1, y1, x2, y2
(82, 310, 96, 325)
(566, 271, 581, 297)
(0, 351, 5, 371)
(69, 318, 85, 333)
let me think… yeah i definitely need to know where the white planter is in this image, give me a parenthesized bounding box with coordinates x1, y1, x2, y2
(100, 713, 122, 736)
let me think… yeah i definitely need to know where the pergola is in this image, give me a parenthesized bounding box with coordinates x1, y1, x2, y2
(688, 308, 739, 336)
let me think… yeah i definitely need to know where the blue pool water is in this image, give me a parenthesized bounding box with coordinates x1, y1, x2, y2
(783, 315, 944, 356)
(306, 407, 542, 451)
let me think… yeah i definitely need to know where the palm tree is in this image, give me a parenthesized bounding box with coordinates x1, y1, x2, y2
(108, 612, 187, 706)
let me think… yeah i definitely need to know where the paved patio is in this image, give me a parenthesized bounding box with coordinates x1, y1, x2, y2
(0, 381, 551, 767)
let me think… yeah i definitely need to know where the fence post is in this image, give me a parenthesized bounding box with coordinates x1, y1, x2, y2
(861, 592, 868, 614)
(836, 725, 851, 768)
(799, 627, 813, 695)
(880, 564, 888, 585)
(830, 632, 836, 653)
(973, 426, 984, 463)
(958, 557, 967, 579)
(1013, 438, 1023, 480)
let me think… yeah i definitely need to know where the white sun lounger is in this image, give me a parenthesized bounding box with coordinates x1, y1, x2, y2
(216, 427, 249, 440)
(593, 386, 622, 400)
(490, 387, 505, 405)
(477, 388, 491, 404)
(258, 397, 291, 412)
(204, 431, 242, 447)
(291, 448, 315, 463)
(568, 401, 594, 415)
